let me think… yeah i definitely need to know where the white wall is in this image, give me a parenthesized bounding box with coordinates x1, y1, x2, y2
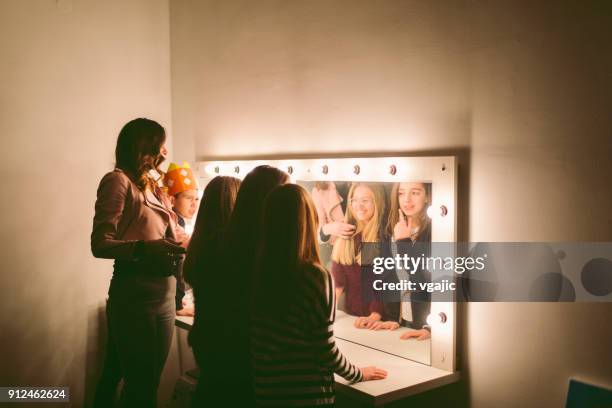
(0, 0, 173, 406)
(169, 1, 612, 407)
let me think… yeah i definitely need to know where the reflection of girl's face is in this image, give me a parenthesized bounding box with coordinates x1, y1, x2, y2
(350, 186, 375, 222)
(398, 182, 427, 217)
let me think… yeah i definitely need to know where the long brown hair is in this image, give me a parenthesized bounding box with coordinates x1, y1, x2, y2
(385, 182, 431, 240)
(184, 176, 241, 287)
(115, 118, 166, 190)
(223, 165, 289, 294)
(331, 183, 385, 265)
(253, 184, 324, 316)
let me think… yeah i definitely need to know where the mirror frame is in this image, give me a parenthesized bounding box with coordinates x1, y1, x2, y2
(194, 156, 457, 372)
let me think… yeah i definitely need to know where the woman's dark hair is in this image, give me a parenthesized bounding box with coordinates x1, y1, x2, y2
(223, 165, 289, 293)
(115, 118, 166, 190)
(184, 176, 241, 287)
(253, 184, 324, 316)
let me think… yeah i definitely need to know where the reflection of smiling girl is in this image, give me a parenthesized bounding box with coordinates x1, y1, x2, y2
(331, 183, 385, 329)
(388, 182, 430, 242)
(372, 182, 432, 340)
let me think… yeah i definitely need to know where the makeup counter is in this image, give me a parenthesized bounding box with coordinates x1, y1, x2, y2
(175, 314, 458, 406)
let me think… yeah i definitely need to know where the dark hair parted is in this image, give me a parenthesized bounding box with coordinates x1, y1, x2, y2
(184, 176, 241, 287)
(115, 118, 166, 190)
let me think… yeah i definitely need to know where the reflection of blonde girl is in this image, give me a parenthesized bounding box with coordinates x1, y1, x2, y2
(331, 183, 386, 329)
(372, 182, 432, 340)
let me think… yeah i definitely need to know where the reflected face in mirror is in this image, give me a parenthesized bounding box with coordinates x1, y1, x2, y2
(350, 186, 376, 222)
(398, 182, 427, 218)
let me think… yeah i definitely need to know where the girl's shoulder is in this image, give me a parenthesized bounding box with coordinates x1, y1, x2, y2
(300, 263, 331, 292)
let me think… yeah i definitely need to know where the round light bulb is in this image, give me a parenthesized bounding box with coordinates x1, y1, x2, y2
(427, 205, 436, 219)
(426, 312, 447, 325)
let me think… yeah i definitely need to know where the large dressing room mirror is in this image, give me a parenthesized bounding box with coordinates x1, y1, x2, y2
(195, 156, 457, 371)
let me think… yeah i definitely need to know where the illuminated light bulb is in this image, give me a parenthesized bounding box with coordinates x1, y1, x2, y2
(203, 164, 215, 176)
(427, 205, 436, 219)
(427, 204, 448, 219)
(426, 312, 447, 326)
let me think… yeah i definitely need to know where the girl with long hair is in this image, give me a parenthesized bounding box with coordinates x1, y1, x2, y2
(193, 165, 288, 406)
(91, 118, 185, 407)
(371, 182, 432, 340)
(252, 184, 387, 407)
(331, 183, 386, 329)
(182, 175, 241, 405)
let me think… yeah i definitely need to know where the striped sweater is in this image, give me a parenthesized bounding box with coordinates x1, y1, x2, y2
(252, 265, 363, 407)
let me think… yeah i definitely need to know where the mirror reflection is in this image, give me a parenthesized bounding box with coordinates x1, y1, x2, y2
(298, 180, 432, 365)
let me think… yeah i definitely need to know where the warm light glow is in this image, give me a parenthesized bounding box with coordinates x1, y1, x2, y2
(426, 313, 434, 326)
(427, 204, 437, 219)
(426, 312, 447, 326)
(184, 223, 194, 235)
(204, 163, 218, 176)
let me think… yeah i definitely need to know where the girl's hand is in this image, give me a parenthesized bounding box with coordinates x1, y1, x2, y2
(393, 209, 413, 240)
(354, 313, 381, 329)
(360, 366, 388, 381)
(174, 227, 191, 248)
(322, 222, 356, 238)
(370, 321, 400, 331)
(142, 239, 186, 256)
(400, 329, 431, 341)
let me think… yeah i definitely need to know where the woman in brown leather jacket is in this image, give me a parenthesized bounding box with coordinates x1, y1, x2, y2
(91, 118, 186, 407)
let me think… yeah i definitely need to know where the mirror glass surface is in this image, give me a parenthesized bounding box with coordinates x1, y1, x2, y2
(297, 180, 432, 365)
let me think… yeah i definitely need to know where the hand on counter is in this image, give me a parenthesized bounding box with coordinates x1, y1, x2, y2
(370, 321, 400, 331)
(400, 328, 430, 341)
(360, 366, 388, 381)
(354, 313, 381, 329)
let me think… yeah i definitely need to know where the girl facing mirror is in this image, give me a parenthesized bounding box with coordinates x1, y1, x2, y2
(188, 166, 288, 406)
(252, 184, 387, 407)
(331, 183, 386, 329)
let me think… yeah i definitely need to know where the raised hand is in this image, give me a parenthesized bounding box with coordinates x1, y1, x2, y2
(393, 209, 413, 240)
